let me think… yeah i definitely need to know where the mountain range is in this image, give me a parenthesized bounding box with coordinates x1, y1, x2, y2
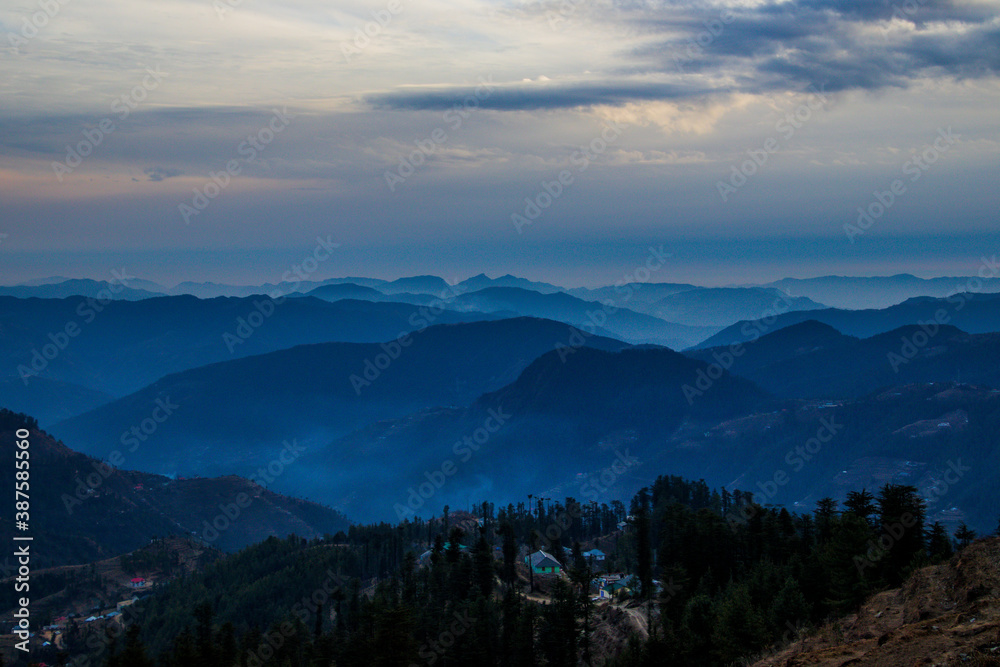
(0, 295, 506, 416)
(10, 271, 1000, 310)
(3, 272, 1000, 539)
(0, 410, 349, 566)
(50, 318, 629, 480)
(687, 320, 1000, 398)
(693, 293, 1000, 349)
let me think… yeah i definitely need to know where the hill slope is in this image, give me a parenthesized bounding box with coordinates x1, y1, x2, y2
(688, 321, 1000, 398)
(296, 345, 770, 521)
(0, 295, 505, 406)
(692, 292, 1000, 349)
(51, 318, 630, 480)
(0, 279, 165, 300)
(766, 273, 1000, 309)
(295, 376, 1000, 528)
(753, 537, 1000, 666)
(0, 411, 349, 566)
(648, 287, 826, 327)
(0, 375, 114, 425)
(445, 286, 716, 348)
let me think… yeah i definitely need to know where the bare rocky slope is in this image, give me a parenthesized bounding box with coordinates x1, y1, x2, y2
(752, 537, 1000, 666)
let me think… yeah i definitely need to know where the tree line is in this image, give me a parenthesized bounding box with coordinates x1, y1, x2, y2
(35, 474, 987, 667)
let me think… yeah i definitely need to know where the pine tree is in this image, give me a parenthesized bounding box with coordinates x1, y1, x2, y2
(473, 532, 495, 598)
(843, 489, 876, 525)
(955, 523, 977, 549)
(193, 602, 215, 667)
(499, 521, 517, 589)
(814, 497, 838, 545)
(218, 622, 237, 665)
(679, 594, 715, 663)
(373, 605, 416, 666)
(927, 521, 953, 561)
(540, 579, 578, 667)
(712, 585, 768, 664)
(115, 624, 155, 667)
(528, 529, 541, 592)
(768, 577, 810, 641)
(875, 484, 926, 586)
(821, 512, 875, 612)
(632, 487, 654, 632)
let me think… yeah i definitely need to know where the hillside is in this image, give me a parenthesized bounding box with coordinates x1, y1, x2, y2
(0, 294, 506, 412)
(688, 321, 1000, 399)
(303, 282, 386, 301)
(693, 293, 1000, 350)
(0, 411, 350, 566)
(752, 537, 1000, 666)
(648, 287, 826, 328)
(426, 286, 716, 348)
(767, 274, 1000, 310)
(293, 356, 1000, 530)
(297, 345, 770, 521)
(0, 375, 114, 425)
(0, 279, 165, 300)
(51, 318, 630, 480)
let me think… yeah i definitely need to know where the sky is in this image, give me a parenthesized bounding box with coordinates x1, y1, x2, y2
(1, 0, 998, 287)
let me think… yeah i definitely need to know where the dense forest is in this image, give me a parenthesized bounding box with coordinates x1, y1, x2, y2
(37, 471, 988, 667)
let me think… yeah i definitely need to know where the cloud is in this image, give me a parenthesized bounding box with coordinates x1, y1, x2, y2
(591, 93, 758, 134)
(359, 1, 999, 114)
(629, 0, 1000, 94)
(364, 79, 721, 111)
(143, 166, 184, 181)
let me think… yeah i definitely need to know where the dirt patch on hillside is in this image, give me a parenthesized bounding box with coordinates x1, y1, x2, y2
(752, 537, 1000, 667)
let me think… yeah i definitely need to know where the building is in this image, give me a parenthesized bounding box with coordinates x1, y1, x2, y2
(601, 574, 639, 597)
(583, 548, 606, 564)
(526, 550, 561, 574)
(417, 542, 467, 565)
